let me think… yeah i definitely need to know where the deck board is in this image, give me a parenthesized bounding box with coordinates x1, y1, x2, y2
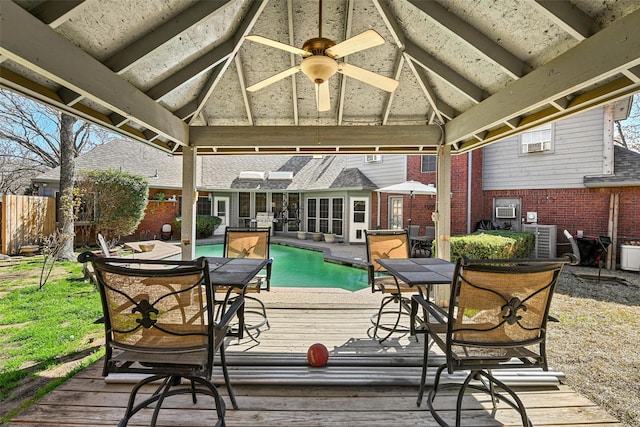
(8, 288, 622, 426)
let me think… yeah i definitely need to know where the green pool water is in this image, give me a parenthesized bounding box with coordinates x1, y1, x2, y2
(195, 244, 369, 292)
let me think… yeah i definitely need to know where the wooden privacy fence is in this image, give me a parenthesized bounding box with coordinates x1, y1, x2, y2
(1, 195, 56, 255)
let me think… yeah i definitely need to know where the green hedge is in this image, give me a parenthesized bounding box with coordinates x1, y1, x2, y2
(173, 215, 222, 239)
(433, 230, 535, 260)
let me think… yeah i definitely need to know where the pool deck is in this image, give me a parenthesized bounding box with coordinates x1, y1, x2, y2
(7, 234, 626, 426)
(8, 284, 623, 426)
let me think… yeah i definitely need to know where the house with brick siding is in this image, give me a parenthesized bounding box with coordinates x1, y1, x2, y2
(33, 139, 379, 244)
(34, 100, 638, 264)
(372, 102, 638, 268)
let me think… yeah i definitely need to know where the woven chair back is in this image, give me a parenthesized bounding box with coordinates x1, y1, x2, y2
(365, 230, 410, 273)
(450, 260, 563, 349)
(224, 228, 270, 260)
(93, 258, 213, 352)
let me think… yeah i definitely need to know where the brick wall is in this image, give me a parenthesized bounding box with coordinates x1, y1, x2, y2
(482, 186, 640, 260)
(128, 194, 180, 242)
(404, 152, 638, 264)
(403, 152, 483, 235)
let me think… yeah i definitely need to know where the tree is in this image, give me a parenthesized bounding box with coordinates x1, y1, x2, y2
(614, 94, 640, 152)
(0, 89, 112, 194)
(0, 89, 117, 261)
(56, 113, 77, 261)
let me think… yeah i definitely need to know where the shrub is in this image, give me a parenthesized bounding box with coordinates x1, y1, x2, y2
(173, 215, 221, 239)
(433, 230, 535, 260)
(76, 170, 148, 241)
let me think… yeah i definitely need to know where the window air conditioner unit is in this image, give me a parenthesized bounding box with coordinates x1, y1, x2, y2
(526, 142, 544, 153)
(495, 206, 517, 219)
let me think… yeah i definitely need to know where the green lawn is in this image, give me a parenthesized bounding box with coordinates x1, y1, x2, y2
(0, 259, 104, 421)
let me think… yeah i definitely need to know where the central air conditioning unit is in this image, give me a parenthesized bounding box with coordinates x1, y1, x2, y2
(523, 224, 557, 258)
(526, 142, 544, 153)
(495, 206, 517, 219)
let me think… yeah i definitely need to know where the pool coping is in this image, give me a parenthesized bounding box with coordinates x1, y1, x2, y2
(192, 235, 368, 270)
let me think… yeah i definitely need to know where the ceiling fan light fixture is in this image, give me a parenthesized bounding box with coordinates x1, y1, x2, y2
(300, 55, 338, 84)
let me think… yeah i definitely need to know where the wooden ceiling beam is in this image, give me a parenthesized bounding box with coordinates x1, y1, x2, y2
(29, 0, 87, 28)
(104, 0, 229, 73)
(405, 58, 451, 124)
(189, 0, 268, 125)
(408, 0, 530, 79)
(146, 39, 234, 100)
(405, 39, 485, 104)
(0, 1, 188, 145)
(287, 0, 299, 125)
(234, 55, 254, 126)
(445, 8, 640, 146)
(191, 125, 444, 151)
(531, 0, 594, 40)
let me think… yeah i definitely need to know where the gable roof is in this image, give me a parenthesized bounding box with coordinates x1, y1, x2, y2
(584, 145, 640, 187)
(35, 139, 373, 192)
(2, 1, 639, 155)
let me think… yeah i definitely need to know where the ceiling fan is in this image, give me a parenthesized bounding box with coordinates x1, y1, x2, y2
(244, 0, 399, 112)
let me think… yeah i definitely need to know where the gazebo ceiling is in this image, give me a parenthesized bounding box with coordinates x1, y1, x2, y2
(1, 0, 639, 155)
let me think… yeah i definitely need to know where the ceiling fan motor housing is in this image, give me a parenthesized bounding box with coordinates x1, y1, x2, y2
(301, 38, 338, 83)
(302, 37, 336, 55)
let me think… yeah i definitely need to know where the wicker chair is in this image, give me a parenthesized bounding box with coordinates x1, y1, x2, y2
(220, 227, 272, 343)
(410, 256, 574, 427)
(78, 252, 243, 427)
(365, 229, 424, 343)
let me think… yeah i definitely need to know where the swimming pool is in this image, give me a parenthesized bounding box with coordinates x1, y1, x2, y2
(195, 244, 369, 292)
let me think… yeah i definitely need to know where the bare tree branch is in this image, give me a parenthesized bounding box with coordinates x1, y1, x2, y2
(0, 88, 116, 194)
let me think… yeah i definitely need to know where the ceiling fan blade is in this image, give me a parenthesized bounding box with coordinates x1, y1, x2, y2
(245, 35, 310, 57)
(315, 81, 330, 111)
(338, 63, 399, 92)
(325, 29, 385, 59)
(246, 66, 301, 92)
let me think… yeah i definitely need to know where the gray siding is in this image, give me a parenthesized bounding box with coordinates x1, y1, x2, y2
(483, 108, 607, 190)
(345, 155, 406, 187)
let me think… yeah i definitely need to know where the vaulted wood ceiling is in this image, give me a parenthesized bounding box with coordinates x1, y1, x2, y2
(1, 0, 639, 155)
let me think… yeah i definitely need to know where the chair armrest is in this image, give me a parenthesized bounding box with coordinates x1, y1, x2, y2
(364, 262, 375, 288)
(410, 294, 447, 335)
(263, 258, 273, 290)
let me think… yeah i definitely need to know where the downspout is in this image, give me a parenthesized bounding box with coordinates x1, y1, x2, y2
(467, 151, 472, 234)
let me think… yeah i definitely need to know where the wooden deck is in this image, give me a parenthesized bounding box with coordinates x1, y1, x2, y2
(7, 288, 622, 426)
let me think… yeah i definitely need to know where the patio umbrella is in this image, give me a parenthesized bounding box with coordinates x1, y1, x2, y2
(375, 180, 436, 225)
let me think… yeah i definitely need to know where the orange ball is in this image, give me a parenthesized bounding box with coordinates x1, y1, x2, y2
(307, 343, 329, 367)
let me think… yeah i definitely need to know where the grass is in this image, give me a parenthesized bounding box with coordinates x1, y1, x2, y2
(546, 267, 640, 426)
(0, 258, 638, 426)
(0, 351, 103, 423)
(0, 259, 104, 420)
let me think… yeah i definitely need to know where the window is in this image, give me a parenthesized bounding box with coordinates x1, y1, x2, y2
(352, 200, 366, 224)
(521, 124, 552, 154)
(331, 198, 344, 235)
(307, 196, 344, 235)
(421, 155, 436, 173)
(238, 192, 250, 218)
(365, 154, 381, 163)
(319, 198, 329, 233)
(389, 197, 403, 229)
(196, 197, 211, 216)
(255, 192, 267, 213)
(307, 198, 317, 232)
(178, 196, 211, 216)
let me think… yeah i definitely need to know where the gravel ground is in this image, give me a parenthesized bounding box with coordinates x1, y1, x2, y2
(546, 264, 640, 427)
